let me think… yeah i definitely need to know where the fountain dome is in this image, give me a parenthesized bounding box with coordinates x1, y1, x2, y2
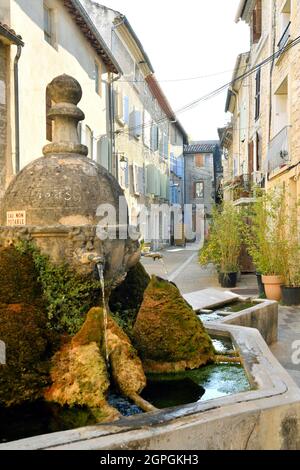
(0, 75, 140, 281)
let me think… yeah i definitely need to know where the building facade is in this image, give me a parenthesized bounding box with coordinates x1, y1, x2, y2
(184, 141, 222, 235)
(226, 0, 300, 209)
(0, 0, 120, 196)
(81, 0, 188, 247)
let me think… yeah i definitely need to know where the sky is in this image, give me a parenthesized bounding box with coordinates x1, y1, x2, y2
(94, 0, 250, 141)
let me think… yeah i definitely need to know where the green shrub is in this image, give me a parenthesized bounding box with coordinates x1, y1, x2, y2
(199, 203, 244, 273)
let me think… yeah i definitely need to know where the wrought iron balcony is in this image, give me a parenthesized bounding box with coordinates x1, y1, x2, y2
(277, 21, 291, 51)
(266, 125, 291, 174)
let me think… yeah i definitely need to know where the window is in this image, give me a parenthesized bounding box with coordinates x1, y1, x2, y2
(195, 154, 204, 167)
(273, 77, 288, 136)
(252, 0, 262, 44)
(255, 68, 261, 121)
(94, 61, 102, 96)
(44, 3, 55, 47)
(278, 0, 291, 50)
(194, 181, 204, 199)
(46, 88, 53, 141)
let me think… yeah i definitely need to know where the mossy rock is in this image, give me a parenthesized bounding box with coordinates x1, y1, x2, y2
(0, 303, 54, 407)
(109, 262, 150, 322)
(0, 247, 43, 305)
(107, 314, 146, 397)
(45, 308, 120, 423)
(132, 276, 215, 373)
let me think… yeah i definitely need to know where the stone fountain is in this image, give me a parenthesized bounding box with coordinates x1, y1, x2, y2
(0, 74, 139, 284)
(1, 75, 300, 450)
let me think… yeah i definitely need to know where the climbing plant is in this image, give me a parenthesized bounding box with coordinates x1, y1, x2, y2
(15, 241, 101, 336)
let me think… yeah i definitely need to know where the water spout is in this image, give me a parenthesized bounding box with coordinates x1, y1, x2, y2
(96, 262, 109, 368)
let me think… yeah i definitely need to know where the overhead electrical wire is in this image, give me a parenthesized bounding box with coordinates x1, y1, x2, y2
(116, 35, 300, 137)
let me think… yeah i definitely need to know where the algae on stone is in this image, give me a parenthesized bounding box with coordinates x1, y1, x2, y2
(44, 308, 119, 423)
(107, 315, 146, 398)
(0, 247, 43, 306)
(133, 276, 215, 373)
(0, 303, 53, 407)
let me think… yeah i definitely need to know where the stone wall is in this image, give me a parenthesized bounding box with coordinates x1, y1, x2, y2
(0, 42, 7, 201)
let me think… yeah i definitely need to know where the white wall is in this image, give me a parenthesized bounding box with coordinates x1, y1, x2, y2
(9, 0, 109, 170)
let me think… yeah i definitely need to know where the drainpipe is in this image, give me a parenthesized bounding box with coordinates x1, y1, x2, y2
(108, 72, 121, 179)
(109, 17, 125, 180)
(14, 44, 22, 173)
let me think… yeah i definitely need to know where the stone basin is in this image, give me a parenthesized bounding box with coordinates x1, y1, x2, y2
(2, 323, 300, 450)
(199, 298, 278, 345)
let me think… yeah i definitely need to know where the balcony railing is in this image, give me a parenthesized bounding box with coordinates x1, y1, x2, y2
(277, 21, 291, 51)
(266, 125, 291, 174)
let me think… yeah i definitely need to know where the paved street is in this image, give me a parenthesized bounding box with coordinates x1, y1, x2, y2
(142, 245, 300, 389)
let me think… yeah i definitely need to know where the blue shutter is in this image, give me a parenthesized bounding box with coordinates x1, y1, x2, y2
(125, 162, 129, 187)
(177, 156, 184, 178)
(134, 110, 142, 138)
(163, 134, 168, 159)
(123, 96, 129, 125)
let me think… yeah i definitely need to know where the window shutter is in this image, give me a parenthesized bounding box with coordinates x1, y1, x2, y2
(195, 154, 204, 167)
(163, 133, 168, 159)
(144, 110, 151, 148)
(133, 110, 142, 138)
(255, 68, 261, 121)
(253, 0, 262, 43)
(123, 96, 129, 125)
(248, 140, 254, 175)
(159, 129, 164, 157)
(129, 110, 135, 137)
(97, 136, 110, 170)
(139, 167, 145, 194)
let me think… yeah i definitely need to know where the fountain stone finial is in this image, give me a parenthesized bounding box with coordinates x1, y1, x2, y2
(43, 74, 88, 157)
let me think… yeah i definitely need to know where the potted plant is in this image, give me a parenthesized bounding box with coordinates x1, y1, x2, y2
(281, 204, 300, 305)
(199, 203, 244, 288)
(245, 189, 286, 301)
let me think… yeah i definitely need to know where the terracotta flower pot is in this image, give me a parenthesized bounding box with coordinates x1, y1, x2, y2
(262, 275, 283, 301)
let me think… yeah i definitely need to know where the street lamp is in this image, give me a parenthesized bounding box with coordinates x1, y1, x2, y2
(119, 153, 127, 170)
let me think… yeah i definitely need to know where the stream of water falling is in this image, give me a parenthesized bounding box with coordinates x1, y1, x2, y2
(159, 257, 169, 279)
(97, 263, 109, 367)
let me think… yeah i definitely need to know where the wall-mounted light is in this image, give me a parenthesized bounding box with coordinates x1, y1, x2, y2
(119, 153, 127, 170)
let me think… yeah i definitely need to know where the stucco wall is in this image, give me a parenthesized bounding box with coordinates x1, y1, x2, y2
(184, 153, 214, 214)
(8, 0, 109, 172)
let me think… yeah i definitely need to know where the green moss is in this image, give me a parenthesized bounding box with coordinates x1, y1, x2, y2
(0, 303, 54, 407)
(0, 247, 43, 305)
(15, 241, 102, 336)
(133, 276, 215, 366)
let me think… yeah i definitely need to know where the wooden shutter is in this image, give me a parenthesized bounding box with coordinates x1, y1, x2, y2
(253, 0, 262, 43)
(256, 132, 262, 171)
(195, 154, 204, 167)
